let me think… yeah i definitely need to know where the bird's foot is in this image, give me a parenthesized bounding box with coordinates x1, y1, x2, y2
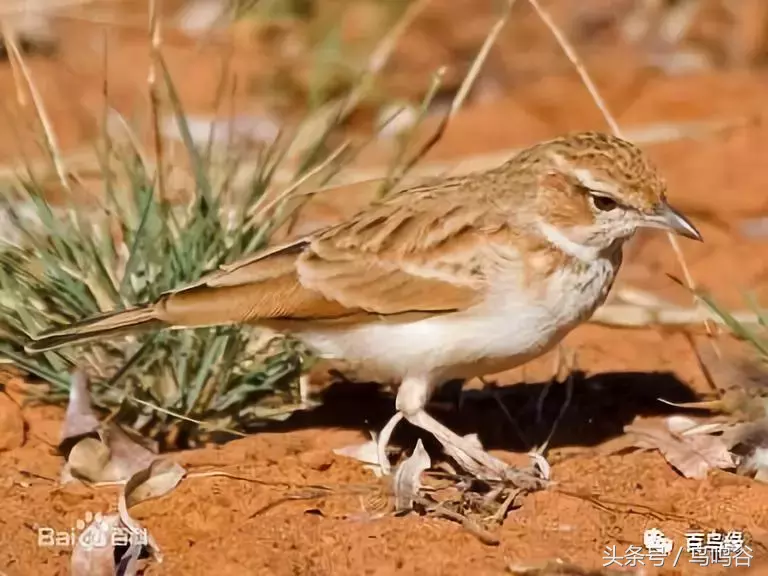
(404, 409, 548, 491)
(374, 406, 548, 490)
(375, 377, 548, 490)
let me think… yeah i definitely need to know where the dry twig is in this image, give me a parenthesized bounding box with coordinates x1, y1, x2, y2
(1, 25, 72, 194)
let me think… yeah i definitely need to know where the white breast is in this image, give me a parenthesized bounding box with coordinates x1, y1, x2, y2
(296, 256, 617, 383)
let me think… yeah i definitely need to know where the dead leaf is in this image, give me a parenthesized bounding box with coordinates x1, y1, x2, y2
(71, 458, 187, 573)
(333, 432, 384, 477)
(66, 437, 112, 482)
(59, 370, 101, 454)
(59, 371, 157, 484)
(393, 439, 431, 512)
(117, 459, 187, 562)
(122, 458, 187, 508)
(63, 426, 156, 484)
(70, 512, 150, 576)
(70, 513, 124, 576)
(97, 426, 157, 482)
(0, 391, 24, 451)
(722, 418, 768, 482)
(625, 416, 736, 479)
(63, 375, 187, 574)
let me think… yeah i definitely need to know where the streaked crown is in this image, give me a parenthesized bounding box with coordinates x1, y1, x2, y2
(505, 131, 701, 253)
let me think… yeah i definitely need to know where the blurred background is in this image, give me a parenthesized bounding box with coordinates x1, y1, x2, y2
(2, 0, 768, 166)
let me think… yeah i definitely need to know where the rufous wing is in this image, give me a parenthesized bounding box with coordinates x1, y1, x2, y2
(161, 184, 505, 325)
(26, 181, 512, 352)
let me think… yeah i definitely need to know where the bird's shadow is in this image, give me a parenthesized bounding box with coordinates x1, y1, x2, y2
(244, 370, 706, 454)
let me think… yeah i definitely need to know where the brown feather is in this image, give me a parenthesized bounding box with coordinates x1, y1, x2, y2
(24, 306, 162, 353)
(25, 176, 509, 352)
(26, 131, 673, 355)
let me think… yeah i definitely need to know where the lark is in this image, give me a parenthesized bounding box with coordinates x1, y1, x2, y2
(26, 131, 702, 486)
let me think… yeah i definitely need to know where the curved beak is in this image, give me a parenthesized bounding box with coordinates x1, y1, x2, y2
(641, 202, 703, 241)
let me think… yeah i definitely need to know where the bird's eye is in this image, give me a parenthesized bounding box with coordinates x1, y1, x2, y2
(590, 194, 619, 212)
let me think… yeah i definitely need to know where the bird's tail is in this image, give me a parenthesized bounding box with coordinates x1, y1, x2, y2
(24, 305, 164, 354)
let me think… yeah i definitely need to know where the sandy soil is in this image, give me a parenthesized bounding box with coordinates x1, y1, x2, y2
(2, 1, 768, 575)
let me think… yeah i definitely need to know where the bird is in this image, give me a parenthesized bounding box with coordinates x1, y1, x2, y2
(25, 131, 702, 486)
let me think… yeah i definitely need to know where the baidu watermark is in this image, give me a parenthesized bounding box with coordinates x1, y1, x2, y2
(37, 511, 148, 550)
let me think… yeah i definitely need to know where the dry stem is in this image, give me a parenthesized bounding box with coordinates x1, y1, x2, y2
(1, 24, 73, 195)
(148, 0, 166, 200)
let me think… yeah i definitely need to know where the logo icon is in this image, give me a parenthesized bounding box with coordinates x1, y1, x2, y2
(644, 528, 674, 555)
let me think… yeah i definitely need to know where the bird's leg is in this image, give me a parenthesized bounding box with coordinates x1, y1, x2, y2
(393, 377, 546, 489)
(375, 411, 403, 475)
(374, 376, 434, 475)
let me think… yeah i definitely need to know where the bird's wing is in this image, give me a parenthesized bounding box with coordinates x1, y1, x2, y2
(160, 182, 513, 325)
(296, 187, 509, 316)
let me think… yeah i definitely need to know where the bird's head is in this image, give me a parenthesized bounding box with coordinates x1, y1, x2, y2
(515, 131, 701, 258)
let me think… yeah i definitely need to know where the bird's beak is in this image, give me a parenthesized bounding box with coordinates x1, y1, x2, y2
(641, 201, 703, 241)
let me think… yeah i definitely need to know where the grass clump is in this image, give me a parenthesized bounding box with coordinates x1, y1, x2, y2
(0, 122, 316, 444)
(0, 42, 440, 447)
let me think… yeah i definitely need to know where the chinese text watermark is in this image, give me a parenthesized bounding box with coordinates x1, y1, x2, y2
(603, 528, 753, 569)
